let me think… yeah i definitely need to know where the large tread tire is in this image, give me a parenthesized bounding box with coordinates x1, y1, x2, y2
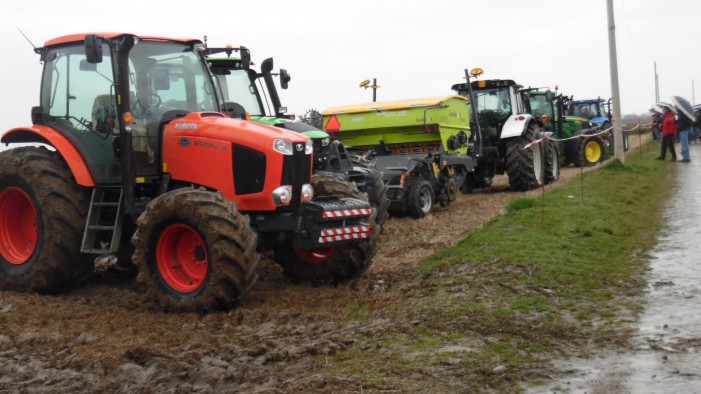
(349, 155, 390, 231)
(0, 146, 92, 293)
(544, 139, 561, 184)
(407, 179, 435, 219)
(505, 124, 545, 191)
(576, 136, 604, 167)
(273, 173, 379, 284)
(131, 188, 260, 312)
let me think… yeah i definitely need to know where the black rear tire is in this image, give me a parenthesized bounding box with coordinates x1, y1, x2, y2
(131, 188, 260, 312)
(0, 147, 92, 293)
(505, 123, 545, 191)
(273, 173, 379, 284)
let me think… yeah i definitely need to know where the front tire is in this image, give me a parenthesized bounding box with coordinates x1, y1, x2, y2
(505, 123, 545, 191)
(0, 147, 91, 293)
(576, 136, 604, 167)
(273, 173, 379, 284)
(131, 188, 260, 312)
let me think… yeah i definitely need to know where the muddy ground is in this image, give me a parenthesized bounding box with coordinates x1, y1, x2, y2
(0, 137, 649, 393)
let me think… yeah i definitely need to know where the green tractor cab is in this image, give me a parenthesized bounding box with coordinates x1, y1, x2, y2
(527, 90, 606, 167)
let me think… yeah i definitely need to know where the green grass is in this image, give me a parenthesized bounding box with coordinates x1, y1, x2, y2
(323, 142, 673, 392)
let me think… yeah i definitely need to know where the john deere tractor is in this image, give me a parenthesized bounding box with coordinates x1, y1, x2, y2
(527, 90, 605, 167)
(204, 45, 389, 228)
(0, 33, 378, 312)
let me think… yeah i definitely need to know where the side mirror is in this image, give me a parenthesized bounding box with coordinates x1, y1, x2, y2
(280, 69, 291, 89)
(240, 46, 251, 70)
(84, 34, 103, 64)
(545, 91, 553, 102)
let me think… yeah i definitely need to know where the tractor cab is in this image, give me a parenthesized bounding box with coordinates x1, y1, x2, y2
(30, 35, 216, 187)
(452, 79, 526, 144)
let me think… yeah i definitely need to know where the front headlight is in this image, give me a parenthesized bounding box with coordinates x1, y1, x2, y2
(272, 185, 292, 206)
(273, 139, 294, 155)
(300, 184, 314, 202)
(305, 139, 313, 155)
(320, 137, 330, 147)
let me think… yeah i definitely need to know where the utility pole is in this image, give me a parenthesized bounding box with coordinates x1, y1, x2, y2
(607, 0, 624, 163)
(654, 62, 659, 103)
(693, 79, 696, 105)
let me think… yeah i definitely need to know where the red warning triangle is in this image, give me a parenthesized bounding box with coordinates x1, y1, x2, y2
(325, 114, 341, 132)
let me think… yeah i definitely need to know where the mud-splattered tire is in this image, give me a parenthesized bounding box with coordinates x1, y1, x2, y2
(0, 146, 92, 293)
(407, 179, 434, 218)
(505, 123, 545, 191)
(544, 139, 560, 184)
(576, 136, 604, 167)
(131, 188, 260, 312)
(273, 173, 379, 284)
(350, 155, 390, 230)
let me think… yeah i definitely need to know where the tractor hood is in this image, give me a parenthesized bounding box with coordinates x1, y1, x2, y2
(165, 112, 309, 149)
(251, 116, 329, 139)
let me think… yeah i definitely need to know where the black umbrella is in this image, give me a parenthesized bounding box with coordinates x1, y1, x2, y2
(671, 96, 696, 122)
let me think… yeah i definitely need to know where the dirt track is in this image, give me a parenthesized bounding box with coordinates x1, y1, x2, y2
(0, 137, 648, 392)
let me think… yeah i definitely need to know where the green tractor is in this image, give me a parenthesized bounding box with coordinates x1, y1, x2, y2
(322, 96, 476, 218)
(204, 45, 389, 227)
(527, 90, 607, 167)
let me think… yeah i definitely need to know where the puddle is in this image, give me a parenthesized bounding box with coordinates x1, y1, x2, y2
(529, 144, 701, 393)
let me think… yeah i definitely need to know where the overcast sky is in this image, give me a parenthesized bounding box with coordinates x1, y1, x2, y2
(1, 0, 699, 133)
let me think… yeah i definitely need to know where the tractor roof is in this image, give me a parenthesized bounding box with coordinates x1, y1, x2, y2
(322, 95, 466, 115)
(452, 79, 520, 92)
(44, 33, 201, 47)
(573, 99, 607, 104)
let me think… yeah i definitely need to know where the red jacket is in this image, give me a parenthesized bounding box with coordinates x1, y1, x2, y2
(662, 111, 677, 137)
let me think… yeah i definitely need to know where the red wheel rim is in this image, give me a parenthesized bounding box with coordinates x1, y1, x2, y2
(0, 187, 38, 264)
(291, 241, 335, 265)
(156, 224, 208, 293)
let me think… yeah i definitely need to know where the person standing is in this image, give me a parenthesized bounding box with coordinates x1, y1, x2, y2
(677, 109, 693, 162)
(656, 105, 677, 161)
(650, 109, 662, 141)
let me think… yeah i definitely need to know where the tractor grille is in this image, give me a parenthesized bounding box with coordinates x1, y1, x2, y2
(233, 144, 266, 195)
(281, 148, 312, 211)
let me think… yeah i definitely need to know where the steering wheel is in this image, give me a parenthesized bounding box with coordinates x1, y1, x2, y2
(151, 93, 162, 108)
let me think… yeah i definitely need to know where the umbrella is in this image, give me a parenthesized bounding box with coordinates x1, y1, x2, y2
(648, 105, 662, 114)
(671, 96, 696, 122)
(656, 101, 677, 114)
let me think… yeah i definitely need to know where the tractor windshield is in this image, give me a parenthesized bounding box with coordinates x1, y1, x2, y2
(210, 67, 264, 116)
(472, 88, 512, 138)
(127, 41, 216, 170)
(570, 103, 601, 119)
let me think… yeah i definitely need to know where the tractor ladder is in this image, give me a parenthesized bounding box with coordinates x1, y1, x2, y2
(81, 186, 124, 254)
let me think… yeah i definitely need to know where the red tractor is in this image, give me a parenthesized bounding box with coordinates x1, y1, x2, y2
(0, 33, 378, 312)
